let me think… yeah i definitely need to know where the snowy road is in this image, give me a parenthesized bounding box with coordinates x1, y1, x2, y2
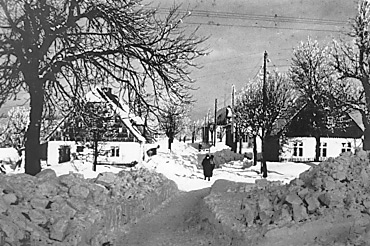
(116, 188, 219, 246)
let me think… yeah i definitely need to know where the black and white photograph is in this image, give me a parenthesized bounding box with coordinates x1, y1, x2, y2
(0, 0, 368, 245)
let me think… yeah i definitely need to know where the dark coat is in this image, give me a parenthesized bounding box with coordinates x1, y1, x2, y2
(147, 145, 160, 157)
(147, 148, 157, 157)
(202, 156, 214, 178)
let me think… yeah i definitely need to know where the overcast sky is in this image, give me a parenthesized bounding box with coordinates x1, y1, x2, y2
(0, 0, 358, 121)
(149, 0, 357, 120)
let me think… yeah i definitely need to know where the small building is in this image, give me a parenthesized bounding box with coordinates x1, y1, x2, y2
(45, 87, 146, 166)
(267, 106, 364, 162)
(214, 106, 261, 154)
(216, 103, 364, 162)
(279, 136, 362, 162)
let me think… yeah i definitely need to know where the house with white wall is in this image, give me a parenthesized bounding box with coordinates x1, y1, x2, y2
(280, 136, 362, 162)
(45, 87, 146, 166)
(270, 107, 364, 162)
(213, 106, 261, 154)
(215, 103, 364, 162)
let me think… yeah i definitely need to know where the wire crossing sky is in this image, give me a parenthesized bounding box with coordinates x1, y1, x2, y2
(0, 0, 357, 122)
(147, 0, 356, 120)
(155, 7, 348, 30)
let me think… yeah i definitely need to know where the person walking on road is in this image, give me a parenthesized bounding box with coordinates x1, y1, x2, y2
(202, 154, 213, 181)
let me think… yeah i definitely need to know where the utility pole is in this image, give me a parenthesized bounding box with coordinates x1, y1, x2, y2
(204, 115, 207, 144)
(214, 99, 217, 146)
(263, 51, 268, 114)
(261, 50, 268, 177)
(207, 109, 211, 144)
(191, 121, 195, 143)
(231, 84, 236, 152)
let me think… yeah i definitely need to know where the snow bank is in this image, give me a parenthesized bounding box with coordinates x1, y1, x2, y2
(0, 147, 20, 164)
(44, 160, 124, 179)
(138, 138, 311, 191)
(1, 137, 312, 192)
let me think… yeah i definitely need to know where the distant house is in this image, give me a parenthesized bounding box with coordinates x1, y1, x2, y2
(45, 87, 146, 166)
(215, 106, 259, 153)
(214, 103, 364, 163)
(213, 106, 232, 146)
(265, 105, 364, 162)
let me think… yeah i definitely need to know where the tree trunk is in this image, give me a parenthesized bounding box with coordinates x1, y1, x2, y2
(314, 135, 321, 162)
(93, 132, 98, 172)
(363, 127, 370, 150)
(362, 78, 370, 150)
(261, 136, 267, 178)
(361, 111, 370, 150)
(253, 135, 257, 166)
(234, 126, 238, 153)
(239, 133, 242, 154)
(25, 80, 44, 176)
(168, 136, 173, 151)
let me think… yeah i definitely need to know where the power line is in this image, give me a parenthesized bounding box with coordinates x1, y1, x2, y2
(201, 48, 294, 67)
(203, 50, 261, 66)
(248, 59, 262, 80)
(155, 8, 348, 27)
(195, 47, 297, 80)
(266, 58, 291, 73)
(185, 21, 345, 33)
(193, 64, 263, 80)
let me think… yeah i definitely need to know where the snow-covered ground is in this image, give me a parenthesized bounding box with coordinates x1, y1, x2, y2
(1, 138, 315, 192)
(137, 138, 313, 191)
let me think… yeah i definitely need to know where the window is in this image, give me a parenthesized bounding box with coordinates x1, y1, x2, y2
(111, 146, 120, 157)
(76, 146, 84, 153)
(327, 116, 334, 126)
(293, 142, 303, 157)
(320, 142, 327, 158)
(242, 134, 248, 143)
(241, 134, 253, 148)
(341, 142, 352, 153)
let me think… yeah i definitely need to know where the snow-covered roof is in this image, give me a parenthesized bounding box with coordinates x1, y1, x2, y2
(348, 110, 365, 132)
(86, 87, 146, 143)
(44, 87, 146, 143)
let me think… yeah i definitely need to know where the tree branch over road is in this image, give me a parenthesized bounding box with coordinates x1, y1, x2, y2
(0, 0, 207, 175)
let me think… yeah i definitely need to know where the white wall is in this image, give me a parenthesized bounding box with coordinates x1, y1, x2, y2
(0, 148, 20, 164)
(97, 142, 142, 164)
(47, 141, 143, 165)
(47, 141, 77, 166)
(280, 137, 362, 162)
(237, 136, 262, 154)
(217, 126, 262, 154)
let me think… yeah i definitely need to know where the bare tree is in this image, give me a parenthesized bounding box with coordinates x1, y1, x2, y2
(0, 107, 29, 151)
(66, 100, 117, 171)
(235, 71, 297, 177)
(0, 106, 55, 149)
(331, 0, 370, 150)
(235, 81, 262, 166)
(158, 102, 188, 151)
(179, 113, 192, 142)
(0, 0, 207, 175)
(290, 37, 347, 161)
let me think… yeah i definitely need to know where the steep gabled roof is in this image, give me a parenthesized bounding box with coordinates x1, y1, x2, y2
(83, 87, 145, 142)
(283, 104, 364, 138)
(215, 106, 228, 125)
(272, 103, 308, 136)
(45, 87, 146, 143)
(348, 109, 365, 132)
